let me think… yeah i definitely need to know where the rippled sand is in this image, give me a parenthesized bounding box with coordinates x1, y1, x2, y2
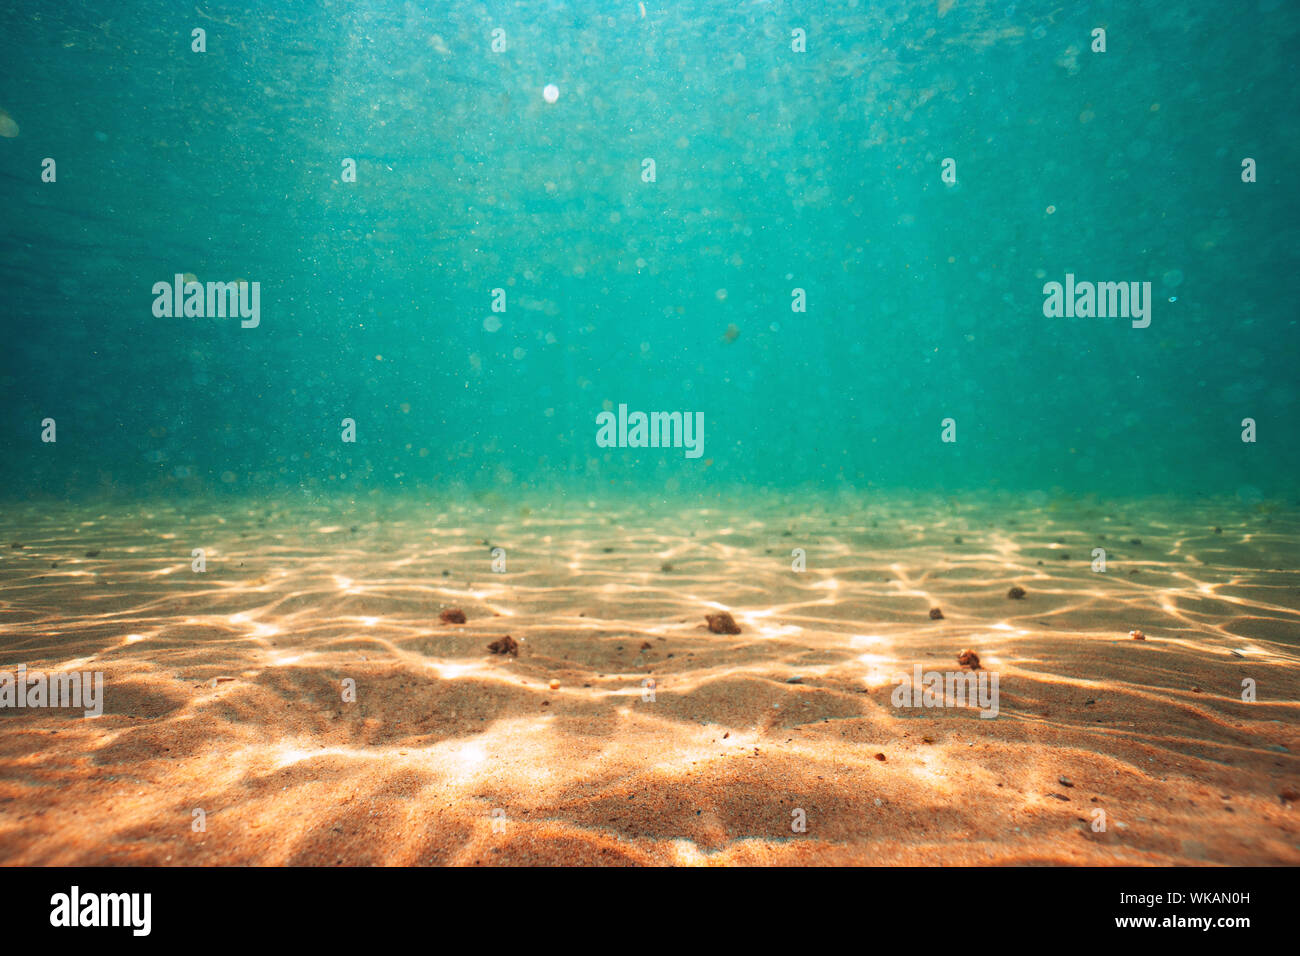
(0, 493, 1296, 865)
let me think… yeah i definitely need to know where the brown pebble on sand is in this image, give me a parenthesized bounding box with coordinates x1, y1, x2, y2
(1130, 629, 1145, 641)
(957, 649, 981, 669)
(705, 611, 741, 635)
(1007, 586, 1026, 599)
(487, 635, 518, 656)
(929, 607, 944, 620)
(440, 608, 467, 624)
(874, 752, 886, 761)
(660, 562, 674, 572)
(640, 641, 652, 650)
(1281, 788, 1299, 804)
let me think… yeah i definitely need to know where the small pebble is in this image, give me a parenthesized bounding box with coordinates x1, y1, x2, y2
(1129, 629, 1145, 640)
(1007, 586, 1026, 600)
(548, 679, 560, 690)
(929, 607, 944, 620)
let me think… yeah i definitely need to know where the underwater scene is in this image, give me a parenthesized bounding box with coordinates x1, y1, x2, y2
(0, 0, 1297, 868)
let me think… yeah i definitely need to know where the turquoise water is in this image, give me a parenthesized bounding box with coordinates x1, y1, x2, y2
(2, 0, 1297, 502)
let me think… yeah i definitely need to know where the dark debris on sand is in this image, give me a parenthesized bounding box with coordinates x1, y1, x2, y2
(487, 635, 518, 656)
(440, 607, 468, 624)
(1007, 586, 1027, 600)
(705, 611, 742, 635)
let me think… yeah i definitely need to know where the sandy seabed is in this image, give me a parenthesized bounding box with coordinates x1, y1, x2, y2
(0, 492, 1296, 866)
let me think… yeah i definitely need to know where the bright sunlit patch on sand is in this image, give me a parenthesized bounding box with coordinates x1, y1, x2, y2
(453, 742, 487, 769)
(671, 839, 707, 865)
(851, 634, 888, 647)
(741, 611, 800, 638)
(754, 623, 802, 638)
(122, 634, 145, 644)
(908, 752, 951, 789)
(856, 653, 895, 667)
(430, 661, 481, 680)
(54, 656, 98, 672)
(271, 743, 376, 769)
(857, 652, 898, 688)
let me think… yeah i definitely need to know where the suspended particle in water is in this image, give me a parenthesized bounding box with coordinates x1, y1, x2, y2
(543, 84, 559, 103)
